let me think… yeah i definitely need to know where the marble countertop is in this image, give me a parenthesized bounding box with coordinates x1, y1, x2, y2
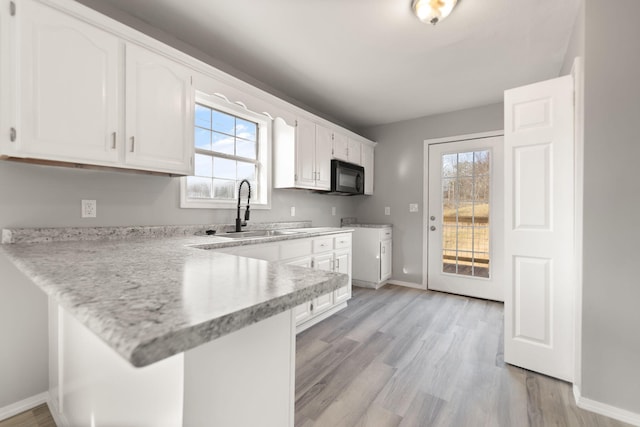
(1, 226, 352, 367)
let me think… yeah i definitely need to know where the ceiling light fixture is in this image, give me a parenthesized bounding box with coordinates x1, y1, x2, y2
(412, 0, 458, 25)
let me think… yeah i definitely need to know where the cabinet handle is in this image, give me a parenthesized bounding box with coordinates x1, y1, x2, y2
(130, 136, 135, 152)
(336, 258, 340, 270)
(382, 246, 385, 254)
(310, 302, 314, 312)
(111, 132, 117, 149)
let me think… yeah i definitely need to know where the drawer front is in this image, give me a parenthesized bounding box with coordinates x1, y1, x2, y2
(280, 239, 313, 260)
(313, 237, 334, 253)
(380, 228, 393, 240)
(334, 233, 352, 249)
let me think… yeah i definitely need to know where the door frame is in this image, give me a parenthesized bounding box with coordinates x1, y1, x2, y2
(422, 130, 504, 290)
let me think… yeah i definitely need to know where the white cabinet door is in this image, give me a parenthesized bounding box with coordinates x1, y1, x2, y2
(312, 252, 334, 314)
(362, 144, 374, 195)
(125, 43, 193, 175)
(314, 125, 332, 190)
(287, 257, 313, 324)
(347, 138, 362, 165)
(295, 117, 316, 188)
(380, 239, 392, 282)
(332, 131, 349, 161)
(16, 0, 119, 164)
(333, 249, 351, 304)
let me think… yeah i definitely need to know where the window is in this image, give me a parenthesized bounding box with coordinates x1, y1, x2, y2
(181, 92, 271, 209)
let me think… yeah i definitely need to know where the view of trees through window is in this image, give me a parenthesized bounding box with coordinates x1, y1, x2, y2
(441, 150, 491, 278)
(187, 103, 258, 200)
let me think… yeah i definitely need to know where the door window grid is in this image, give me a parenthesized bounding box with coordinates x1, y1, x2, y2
(441, 150, 491, 278)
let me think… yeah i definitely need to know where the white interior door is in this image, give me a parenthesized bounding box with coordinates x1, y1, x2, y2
(427, 136, 504, 301)
(504, 75, 575, 382)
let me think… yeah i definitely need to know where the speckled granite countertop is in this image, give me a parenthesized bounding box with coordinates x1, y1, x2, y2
(0, 224, 352, 367)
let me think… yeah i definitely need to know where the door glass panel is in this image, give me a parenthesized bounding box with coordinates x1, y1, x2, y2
(441, 150, 491, 278)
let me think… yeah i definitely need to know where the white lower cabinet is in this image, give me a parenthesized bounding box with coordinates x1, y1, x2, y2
(216, 233, 352, 332)
(351, 226, 392, 289)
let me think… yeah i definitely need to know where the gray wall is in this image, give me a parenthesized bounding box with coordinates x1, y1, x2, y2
(560, 0, 585, 76)
(0, 160, 357, 407)
(582, 0, 640, 414)
(356, 103, 504, 285)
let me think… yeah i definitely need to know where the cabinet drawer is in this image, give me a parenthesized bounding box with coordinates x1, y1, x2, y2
(313, 238, 334, 253)
(334, 234, 352, 249)
(280, 239, 312, 259)
(380, 228, 393, 240)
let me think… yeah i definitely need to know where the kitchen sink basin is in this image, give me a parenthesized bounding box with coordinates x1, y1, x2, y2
(218, 229, 302, 239)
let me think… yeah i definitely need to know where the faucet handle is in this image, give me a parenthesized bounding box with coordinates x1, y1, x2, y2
(244, 206, 251, 221)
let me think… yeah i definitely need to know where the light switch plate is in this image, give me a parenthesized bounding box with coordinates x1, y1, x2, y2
(409, 203, 419, 213)
(290, 206, 296, 217)
(331, 206, 336, 216)
(384, 207, 391, 215)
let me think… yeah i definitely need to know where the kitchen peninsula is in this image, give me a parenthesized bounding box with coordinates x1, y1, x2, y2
(1, 224, 351, 426)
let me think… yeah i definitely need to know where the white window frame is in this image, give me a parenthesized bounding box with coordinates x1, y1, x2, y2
(180, 91, 272, 209)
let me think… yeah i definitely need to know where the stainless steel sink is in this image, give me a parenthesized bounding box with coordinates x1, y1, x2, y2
(218, 229, 302, 239)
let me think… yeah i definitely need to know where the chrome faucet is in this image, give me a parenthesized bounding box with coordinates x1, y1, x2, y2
(236, 179, 251, 232)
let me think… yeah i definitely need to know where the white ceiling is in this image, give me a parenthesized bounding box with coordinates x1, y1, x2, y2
(82, 0, 581, 130)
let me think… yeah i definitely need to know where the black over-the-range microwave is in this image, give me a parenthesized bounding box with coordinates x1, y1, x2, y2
(329, 160, 365, 195)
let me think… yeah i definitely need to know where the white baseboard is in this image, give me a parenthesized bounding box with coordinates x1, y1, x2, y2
(0, 392, 48, 421)
(386, 280, 426, 290)
(296, 301, 348, 334)
(47, 393, 69, 427)
(574, 385, 640, 426)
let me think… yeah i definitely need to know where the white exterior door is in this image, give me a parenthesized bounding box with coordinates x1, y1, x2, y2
(504, 75, 575, 382)
(427, 136, 504, 301)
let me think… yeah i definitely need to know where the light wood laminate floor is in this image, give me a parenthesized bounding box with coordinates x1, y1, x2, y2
(295, 285, 631, 427)
(2, 286, 631, 427)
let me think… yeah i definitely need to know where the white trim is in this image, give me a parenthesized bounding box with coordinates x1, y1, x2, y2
(422, 130, 503, 289)
(296, 302, 347, 334)
(573, 385, 640, 426)
(47, 393, 69, 427)
(0, 392, 48, 421)
(180, 91, 273, 210)
(570, 56, 585, 390)
(386, 280, 426, 290)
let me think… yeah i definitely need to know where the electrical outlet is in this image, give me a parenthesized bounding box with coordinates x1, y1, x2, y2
(409, 203, 419, 213)
(331, 206, 336, 216)
(82, 200, 97, 218)
(290, 206, 296, 217)
(385, 206, 391, 215)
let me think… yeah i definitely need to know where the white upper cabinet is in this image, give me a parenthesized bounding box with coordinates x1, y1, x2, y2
(1, 0, 194, 175)
(13, 0, 120, 165)
(332, 131, 349, 161)
(362, 143, 374, 195)
(332, 131, 362, 165)
(314, 124, 332, 190)
(124, 44, 193, 175)
(274, 117, 334, 191)
(347, 138, 362, 165)
(294, 116, 317, 188)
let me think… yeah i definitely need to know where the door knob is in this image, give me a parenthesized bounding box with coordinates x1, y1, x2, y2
(430, 225, 436, 231)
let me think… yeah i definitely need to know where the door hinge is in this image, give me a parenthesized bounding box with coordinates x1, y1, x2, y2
(311, 259, 314, 268)
(331, 148, 334, 155)
(9, 127, 16, 142)
(295, 120, 298, 127)
(294, 174, 298, 181)
(9, 1, 16, 16)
